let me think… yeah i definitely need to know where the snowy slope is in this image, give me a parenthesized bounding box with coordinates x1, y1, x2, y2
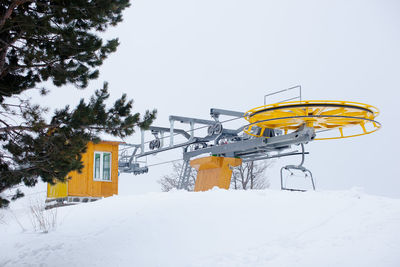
(1, 188, 400, 267)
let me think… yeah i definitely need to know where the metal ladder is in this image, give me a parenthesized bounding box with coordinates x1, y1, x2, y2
(177, 159, 192, 190)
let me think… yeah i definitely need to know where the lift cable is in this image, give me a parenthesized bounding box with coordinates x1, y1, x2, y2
(146, 158, 183, 168)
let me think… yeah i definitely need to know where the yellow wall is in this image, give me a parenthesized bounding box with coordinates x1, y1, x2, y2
(47, 141, 120, 199)
(190, 156, 242, 192)
(47, 182, 67, 198)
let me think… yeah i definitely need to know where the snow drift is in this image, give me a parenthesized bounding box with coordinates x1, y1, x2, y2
(1, 188, 400, 267)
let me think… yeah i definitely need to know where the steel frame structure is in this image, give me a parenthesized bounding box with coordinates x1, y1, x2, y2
(119, 110, 316, 191)
(118, 86, 380, 191)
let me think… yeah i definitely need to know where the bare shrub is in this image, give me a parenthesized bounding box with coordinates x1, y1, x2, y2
(29, 200, 57, 233)
(9, 209, 26, 232)
(231, 160, 271, 190)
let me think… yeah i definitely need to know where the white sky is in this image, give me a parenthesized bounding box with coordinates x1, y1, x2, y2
(30, 0, 400, 197)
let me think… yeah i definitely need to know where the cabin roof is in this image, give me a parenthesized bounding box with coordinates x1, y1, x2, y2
(92, 140, 125, 145)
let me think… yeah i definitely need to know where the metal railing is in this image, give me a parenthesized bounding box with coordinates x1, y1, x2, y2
(264, 85, 302, 105)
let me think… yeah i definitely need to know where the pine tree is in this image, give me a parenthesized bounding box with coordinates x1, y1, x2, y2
(0, 1, 156, 207)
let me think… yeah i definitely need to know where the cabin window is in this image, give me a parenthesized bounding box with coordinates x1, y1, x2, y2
(93, 151, 112, 181)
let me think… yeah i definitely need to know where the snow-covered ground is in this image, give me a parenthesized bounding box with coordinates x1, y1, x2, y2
(1, 186, 400, 267)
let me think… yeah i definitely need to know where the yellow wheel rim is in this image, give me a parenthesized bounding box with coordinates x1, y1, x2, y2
(244, 100, 381, 140)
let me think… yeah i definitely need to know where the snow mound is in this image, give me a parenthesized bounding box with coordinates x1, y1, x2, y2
(1, 189, 400, 267)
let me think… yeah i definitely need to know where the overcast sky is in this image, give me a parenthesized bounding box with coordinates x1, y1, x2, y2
(31, 0, 400, 197)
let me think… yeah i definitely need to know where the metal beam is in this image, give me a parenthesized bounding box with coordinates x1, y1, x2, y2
(183, 126, 315, 160)
(149, 126, 191, 139)
(183, 138, 267, 160)
(241, 151, 310, 162)
(210, 108, 244, 118)
(169, 115, 215, 125)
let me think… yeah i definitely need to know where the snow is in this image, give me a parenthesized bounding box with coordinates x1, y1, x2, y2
(1, 187, 400, 267)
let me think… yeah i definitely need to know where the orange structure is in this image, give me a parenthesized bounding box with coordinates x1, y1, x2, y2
(46, 141, 121, 205)
(190, 156, 242, 191)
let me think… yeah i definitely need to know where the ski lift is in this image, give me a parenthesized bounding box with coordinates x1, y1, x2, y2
(118, 87, 381, 193)
(280, 144, 315, 192)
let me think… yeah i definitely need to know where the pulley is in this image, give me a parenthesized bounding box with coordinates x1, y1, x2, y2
(207, 122, 223, 136)
(244, 100, 381, 140)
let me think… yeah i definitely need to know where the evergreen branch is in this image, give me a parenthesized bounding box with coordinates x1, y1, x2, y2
(0, 0, 142, 208)
(0, 30, 23, 77)
(14, 60, 61, 69)
(0, 0, 34, 31)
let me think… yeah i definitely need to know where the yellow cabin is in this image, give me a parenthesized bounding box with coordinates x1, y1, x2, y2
(46, 141, 121, 206)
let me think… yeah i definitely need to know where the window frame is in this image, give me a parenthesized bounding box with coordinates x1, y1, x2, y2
(93, 151, 112, 182)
